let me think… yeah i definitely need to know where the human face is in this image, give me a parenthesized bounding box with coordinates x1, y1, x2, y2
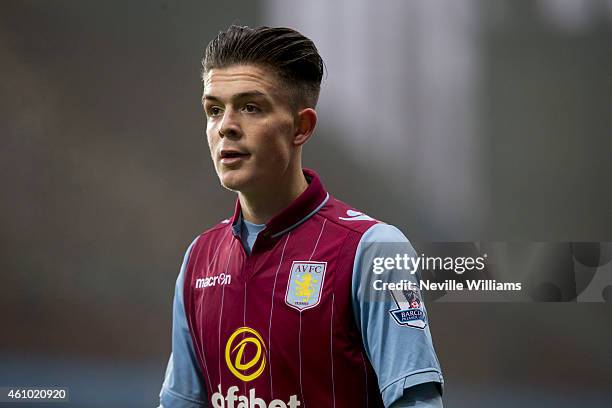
(203, 64, 297, 194)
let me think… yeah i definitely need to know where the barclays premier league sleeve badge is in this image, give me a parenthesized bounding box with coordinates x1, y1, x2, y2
(285, 261, 327, 311)
(389, 289, 428, 329)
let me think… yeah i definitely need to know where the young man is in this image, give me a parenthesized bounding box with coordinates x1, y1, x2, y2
(158, 26, 443, 408)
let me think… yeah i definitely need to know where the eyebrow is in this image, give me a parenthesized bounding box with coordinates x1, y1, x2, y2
(202, 91, 267, 103)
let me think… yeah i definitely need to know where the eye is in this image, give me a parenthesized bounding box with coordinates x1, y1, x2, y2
(207, 106, 223, 117)
(242, 104, 260, 113)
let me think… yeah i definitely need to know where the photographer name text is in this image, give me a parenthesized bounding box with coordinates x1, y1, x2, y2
(373, 279, 522, 291)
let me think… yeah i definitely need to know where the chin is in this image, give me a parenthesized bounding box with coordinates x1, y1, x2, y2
(218, 169, 251, 192)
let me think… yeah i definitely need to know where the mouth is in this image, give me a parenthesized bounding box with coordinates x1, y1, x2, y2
(219, 149, 250, 165)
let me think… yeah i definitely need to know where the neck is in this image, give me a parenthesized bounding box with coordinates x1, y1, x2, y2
(239, 166, 308, 225)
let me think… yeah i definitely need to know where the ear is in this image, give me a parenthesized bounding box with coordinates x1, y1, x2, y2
(293, 108, 317, 146)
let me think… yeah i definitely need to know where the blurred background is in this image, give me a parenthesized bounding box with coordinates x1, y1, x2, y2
(1, 0, 611, 406)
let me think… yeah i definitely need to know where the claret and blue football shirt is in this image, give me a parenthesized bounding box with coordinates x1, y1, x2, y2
(159, 169, 443, 408)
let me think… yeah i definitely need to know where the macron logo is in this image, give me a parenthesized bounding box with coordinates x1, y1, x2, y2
(339, 209, 374, 222)
(195, 273, 231, 289)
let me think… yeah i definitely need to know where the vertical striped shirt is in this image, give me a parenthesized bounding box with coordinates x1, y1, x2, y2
(159, 169, 443, 408)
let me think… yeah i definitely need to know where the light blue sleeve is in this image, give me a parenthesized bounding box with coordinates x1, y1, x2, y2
(158, 238, 208, 408)
(389, 383, 443, 408)
(352, 224, 444, 408)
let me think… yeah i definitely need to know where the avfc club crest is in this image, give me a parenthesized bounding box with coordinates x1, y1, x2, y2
(389, 289, 428, 329)
(285, 261, 327, 311)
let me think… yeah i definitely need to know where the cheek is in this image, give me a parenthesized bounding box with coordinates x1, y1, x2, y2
(206, 125, 217, 152)
(259, 131, 292, 164)
(265, 118, 294, 156)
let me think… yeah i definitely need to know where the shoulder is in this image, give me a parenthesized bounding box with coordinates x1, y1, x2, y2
(318, 196, 408, 242)
(198, 217, 233, 239)
(317, 195, 380, 235)
(185, 218, 234, 255)
(360, 223, 409, 243)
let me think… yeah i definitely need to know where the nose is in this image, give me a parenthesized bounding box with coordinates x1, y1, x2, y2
(218, 110, 241, 139)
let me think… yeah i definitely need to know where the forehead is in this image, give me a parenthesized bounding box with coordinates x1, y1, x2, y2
(203, 64, 285, 101)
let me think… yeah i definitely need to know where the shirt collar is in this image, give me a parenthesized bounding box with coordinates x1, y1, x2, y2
(230, 168, 329, 240)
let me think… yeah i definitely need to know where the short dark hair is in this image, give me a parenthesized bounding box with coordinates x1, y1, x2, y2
(202, 25, 324, 109)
